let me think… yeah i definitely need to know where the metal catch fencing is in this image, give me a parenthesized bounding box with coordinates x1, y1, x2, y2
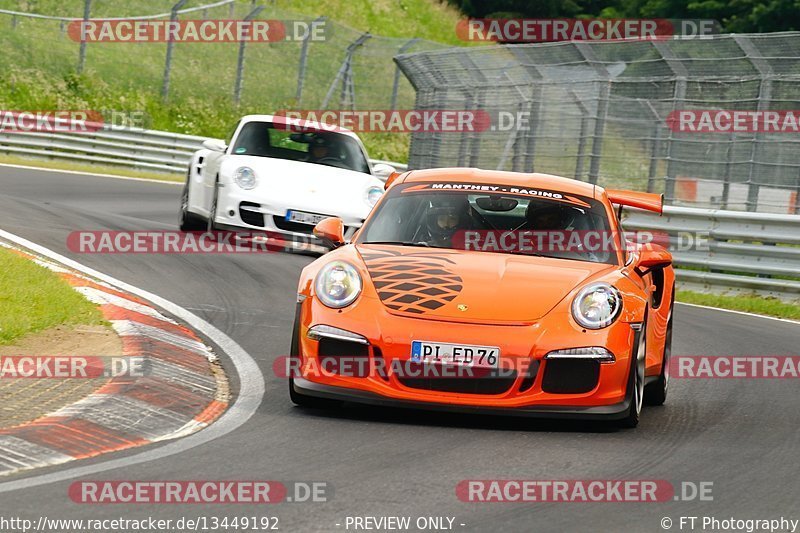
(395, 33, 800, 214)
(0, 1, 446, 111)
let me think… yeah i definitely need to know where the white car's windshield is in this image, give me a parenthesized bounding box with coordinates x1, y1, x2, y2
(231, 121, 371, 174)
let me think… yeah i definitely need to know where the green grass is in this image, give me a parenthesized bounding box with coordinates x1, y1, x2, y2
(0, 247, 106, 344)
(0, 1, 467, 164)
(677, 290, 800, 320)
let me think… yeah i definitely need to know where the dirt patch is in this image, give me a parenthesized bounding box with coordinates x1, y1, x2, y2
(0, 324, 123, 429)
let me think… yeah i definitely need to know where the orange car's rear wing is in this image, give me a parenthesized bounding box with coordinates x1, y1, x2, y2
(606, 189, 663, 215)
(384, 171, 404, 190)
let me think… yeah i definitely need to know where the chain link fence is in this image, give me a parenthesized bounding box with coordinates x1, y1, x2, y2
(0, 1, 445, 118)
(396, 33, 800, 213)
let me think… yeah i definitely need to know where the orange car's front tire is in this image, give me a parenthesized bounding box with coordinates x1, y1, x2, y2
(288, 305, 340, 410)
(644, 306, 673, 407)
(620, 318, 647, 428)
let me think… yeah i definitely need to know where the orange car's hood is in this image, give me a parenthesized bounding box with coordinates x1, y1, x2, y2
(356, 245, 614, 324)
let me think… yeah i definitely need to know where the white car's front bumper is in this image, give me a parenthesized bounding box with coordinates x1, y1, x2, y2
(213, 185, 365, 249)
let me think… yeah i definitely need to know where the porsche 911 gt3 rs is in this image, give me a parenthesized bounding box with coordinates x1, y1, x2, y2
(289, 168, 674, 427)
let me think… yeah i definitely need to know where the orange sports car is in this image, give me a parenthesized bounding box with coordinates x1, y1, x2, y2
(289, 168, 674, 427)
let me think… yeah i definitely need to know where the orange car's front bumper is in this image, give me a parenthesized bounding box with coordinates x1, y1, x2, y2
(292, 295, 640, 419)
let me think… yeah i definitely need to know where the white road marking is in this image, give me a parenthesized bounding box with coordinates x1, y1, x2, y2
(0, 229, 265, 493)
(675, 301, 800, 325)
(0, 162, 182, 185)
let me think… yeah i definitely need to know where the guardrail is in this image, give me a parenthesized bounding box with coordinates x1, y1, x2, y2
(0, 125, 408, 174)
(623, 206, 800, 301)
(0, 125, 796, 300)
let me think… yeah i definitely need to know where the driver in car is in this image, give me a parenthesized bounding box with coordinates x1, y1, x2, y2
(424, 195, 473, 247)
(308, 136, 336, 163)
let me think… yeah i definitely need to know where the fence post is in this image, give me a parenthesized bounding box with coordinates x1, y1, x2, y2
(646, 125, 663, 193)
(734, 35, 772, 212)
(295, 17, 326, 106)
(161, 0, 188, 103)
(390, 38, 418, 110)
(233, 5, 265, 106)
(587, 82, 610, 185)
(322, 32, 371, 110)
(721, 132, 736, 209)
(652, 41, 688, 205)
(795, 170, 800, 214)
(566, 88, 592, 180)
(77, 0, 92, 73)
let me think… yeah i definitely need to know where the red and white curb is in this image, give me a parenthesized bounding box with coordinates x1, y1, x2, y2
(0, 243, 229, 477)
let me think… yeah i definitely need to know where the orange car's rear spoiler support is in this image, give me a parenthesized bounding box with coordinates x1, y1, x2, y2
(606, 189, 664, 215)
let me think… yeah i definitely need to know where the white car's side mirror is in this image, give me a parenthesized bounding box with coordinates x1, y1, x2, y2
(372, 163, 396, 180)
(202, 139, 227, 152)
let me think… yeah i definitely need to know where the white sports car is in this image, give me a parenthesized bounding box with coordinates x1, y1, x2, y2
(179, 114, 394, 248)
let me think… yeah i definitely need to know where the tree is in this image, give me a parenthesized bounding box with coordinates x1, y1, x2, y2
(446, 0, 800, 32)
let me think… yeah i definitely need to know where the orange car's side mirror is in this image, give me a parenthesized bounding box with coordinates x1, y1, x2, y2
(636, 244, 672, 274)
(313, 217, 345, 247)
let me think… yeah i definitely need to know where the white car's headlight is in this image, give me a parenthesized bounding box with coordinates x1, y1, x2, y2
(315, 261, 362, 309)
(234, 166, 257, 190)
(365, 186, 383, 207)
(571, 283, 622, 329)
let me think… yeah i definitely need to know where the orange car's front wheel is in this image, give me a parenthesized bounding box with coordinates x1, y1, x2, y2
(620, 318, 647, 428)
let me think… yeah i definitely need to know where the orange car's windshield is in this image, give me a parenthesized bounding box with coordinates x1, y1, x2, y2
(358, 184, 618, 264)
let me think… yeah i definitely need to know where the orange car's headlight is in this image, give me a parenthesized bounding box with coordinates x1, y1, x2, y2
(314, 261, 362, 308)
(571, 283, 622, 329)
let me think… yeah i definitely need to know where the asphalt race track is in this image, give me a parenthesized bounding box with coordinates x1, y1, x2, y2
(0, 165, 798, 532)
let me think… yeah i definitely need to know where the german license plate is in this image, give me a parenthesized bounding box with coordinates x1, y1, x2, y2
(411, 341, 500, 369)
(286, 210, 327, 225)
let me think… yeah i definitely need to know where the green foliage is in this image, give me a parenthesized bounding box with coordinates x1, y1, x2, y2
(0, 248, 105, 345)
(447, 0, 800, 32)
(677, 290, 800, 320)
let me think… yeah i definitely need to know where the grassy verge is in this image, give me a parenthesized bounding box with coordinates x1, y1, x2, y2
(0, 247, 105, 344)
(0, 155, 183, 182)
(0, 1, 466, 164)
(677, 290, 800, 321)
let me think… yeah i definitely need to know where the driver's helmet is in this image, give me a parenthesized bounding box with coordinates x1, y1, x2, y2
(525, 201, 574, 230)
(310, 135, 339, 161)
(426, 195, 470, 244)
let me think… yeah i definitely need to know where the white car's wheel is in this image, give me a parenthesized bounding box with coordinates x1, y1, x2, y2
(207, 179, 219, 231)
(179, 173, 205, 232)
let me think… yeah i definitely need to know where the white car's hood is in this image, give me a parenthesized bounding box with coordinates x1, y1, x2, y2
(222, 155, 381, 220)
